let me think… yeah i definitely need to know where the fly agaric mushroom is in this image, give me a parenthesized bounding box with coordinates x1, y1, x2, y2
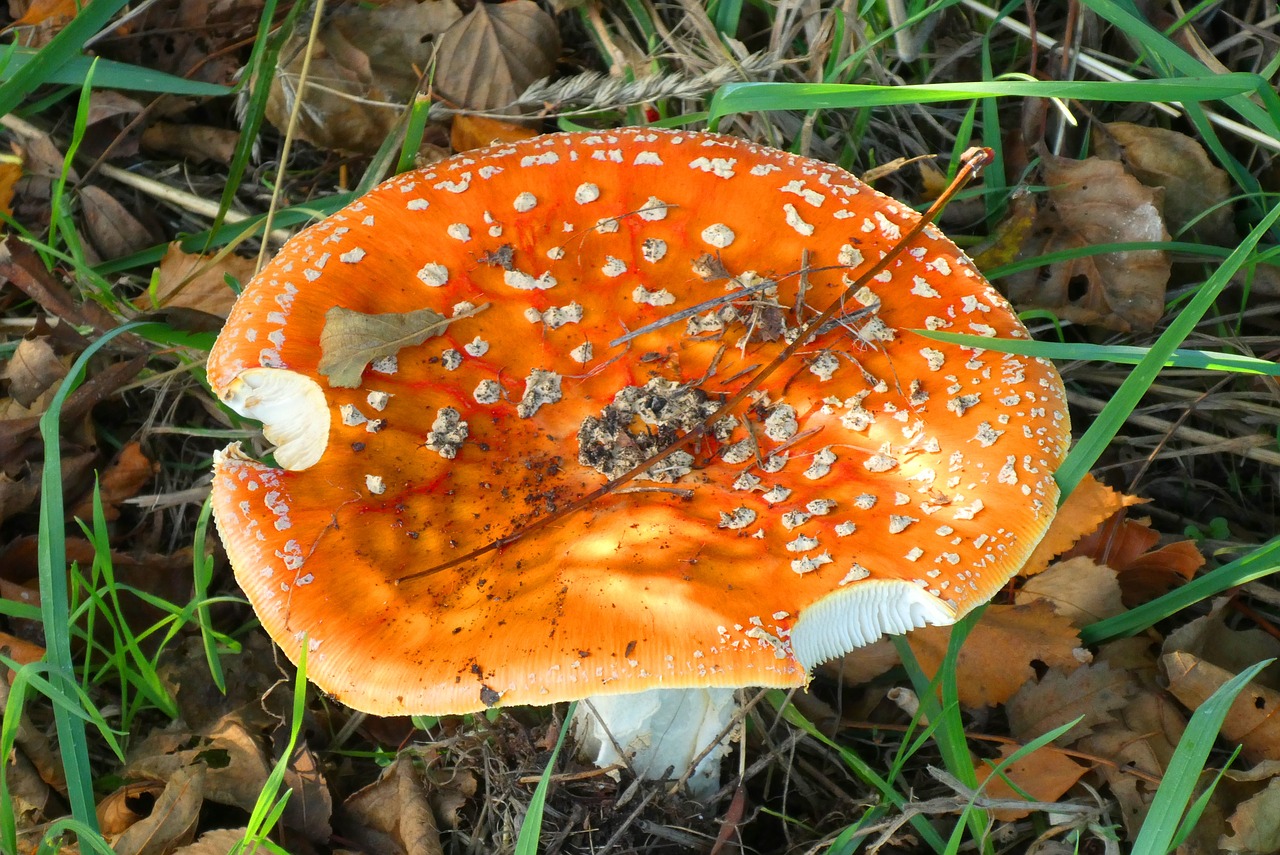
(208, 129, 1069, 795)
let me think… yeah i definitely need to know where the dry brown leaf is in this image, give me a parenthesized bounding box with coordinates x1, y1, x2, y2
(1162, 599, 1280, 686)
(148, 244, 257, 317)
(70, 441, 157, 522)
(141, 123, 240, 165)
(265, 0, 462, 154)
(1163, 652, 1280, 764)
(1096, 122, 1234, 245)
(433, 0, 559, 111)
(111, 765, 204, 855)
(1006, 661, 1133, 746)
(1015, 556, 1125, 627)
(79, 185, 156, 260)
(972, 190, 1036, 272)
(97, 780, 168, 836)
(319, 304, 476, 388)
(905, 601, 1086, 708)
(171, 828, 250, 854)
(3, 336, 67, 408)
(1021, 474, 1144, 577)
(0, 151, 21, 221)
(1221, 775, 1280, 854)
(819, 636, 901, 685)
(339, 756, 444, 855)
(1059, 509, 1203, 607)
(280, 740, 334, 842)
(450, 115, 540, 152)
(972, 743, 1088, 821)
(1004, 152, 1170, 332)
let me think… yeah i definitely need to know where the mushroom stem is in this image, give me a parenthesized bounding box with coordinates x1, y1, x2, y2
(573, 687, 737, 800)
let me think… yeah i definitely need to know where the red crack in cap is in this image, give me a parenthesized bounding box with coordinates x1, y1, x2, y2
(208, 129, 1070, 716)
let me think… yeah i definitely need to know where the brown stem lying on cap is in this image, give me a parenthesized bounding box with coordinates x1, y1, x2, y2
(396, 147, 996, 584)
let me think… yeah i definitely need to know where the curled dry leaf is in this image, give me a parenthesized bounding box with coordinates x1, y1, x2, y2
(339, 756, 444, 855)
(1095, 122, 1234, 245)
(265, 0, 463, 154)
(318, 303, 484, 388)
(1004, 153, 1170, 332)
(905, 601, 1086, 708)
(3, 336, 67, 408)
(0, 150, 21, 221)
(110, 765, 204, 855)
(1162, 600, 1280, 690)
(433, 0, 560, 111)
(97, 780, 168, 836)
(1163, 652, 1280, 764)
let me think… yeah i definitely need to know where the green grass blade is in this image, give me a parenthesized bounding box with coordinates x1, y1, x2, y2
(1055, 198, 1280, 496)
(193, 493, 227, 693)
(708, 76, 1263, 124)
(0, 0, 131, 117)
(1130, 659, 1272, 855)
(515, 702, 576, 855)
(1081, 536, 1280, 646)
(916, 332, 1280, 376)
(0, 49, 229, 96)
(38, 322, 154, 837)
(769, 690, 949, 851)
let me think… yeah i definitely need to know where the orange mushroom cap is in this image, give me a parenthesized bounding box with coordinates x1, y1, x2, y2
(208, 129, 1070, 716)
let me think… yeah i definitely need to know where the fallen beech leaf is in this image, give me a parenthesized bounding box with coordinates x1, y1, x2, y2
(1163, 602, 1280, 692)
(148, 244, 257, 317)
(1022, 474, 1144, 576)
(1059, 507, 1203, 607)
(1097, 122, 1234, 245)
(340, 756, 444, 855)
(111, 765, 203, 855)
(973, 743, 1087, 821)
(140, 123, 240, 165)
(3, 337, 67, 407)
(1222, 775, 1280, 854)
(433, 0, 560, 111)
(172, 828, 250, 855)
(1004, 152, 1170, 332)
(1163, 652, 1280, 764)
(906, 601, 1086, 708)
(319, 303, 483, 388)
(70, 441, 157, 522)
(97, 780, 167, 836)
(1015, 556, 1125, 627)
(450, 115, 540, 152)
(279, 741, 333, 842)
(79, 185, 156, 260)
(265, 0, 462, 154)
(1006, 661, 1133, 746)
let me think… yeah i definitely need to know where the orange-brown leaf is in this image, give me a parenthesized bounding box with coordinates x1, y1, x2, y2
(1021, 474, 1144, 577)
(451, 115, 539, 153)
(1015, 556, 1125, 627)
(906, 601, 1085, 708)
(973, 744, 1088, 821)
